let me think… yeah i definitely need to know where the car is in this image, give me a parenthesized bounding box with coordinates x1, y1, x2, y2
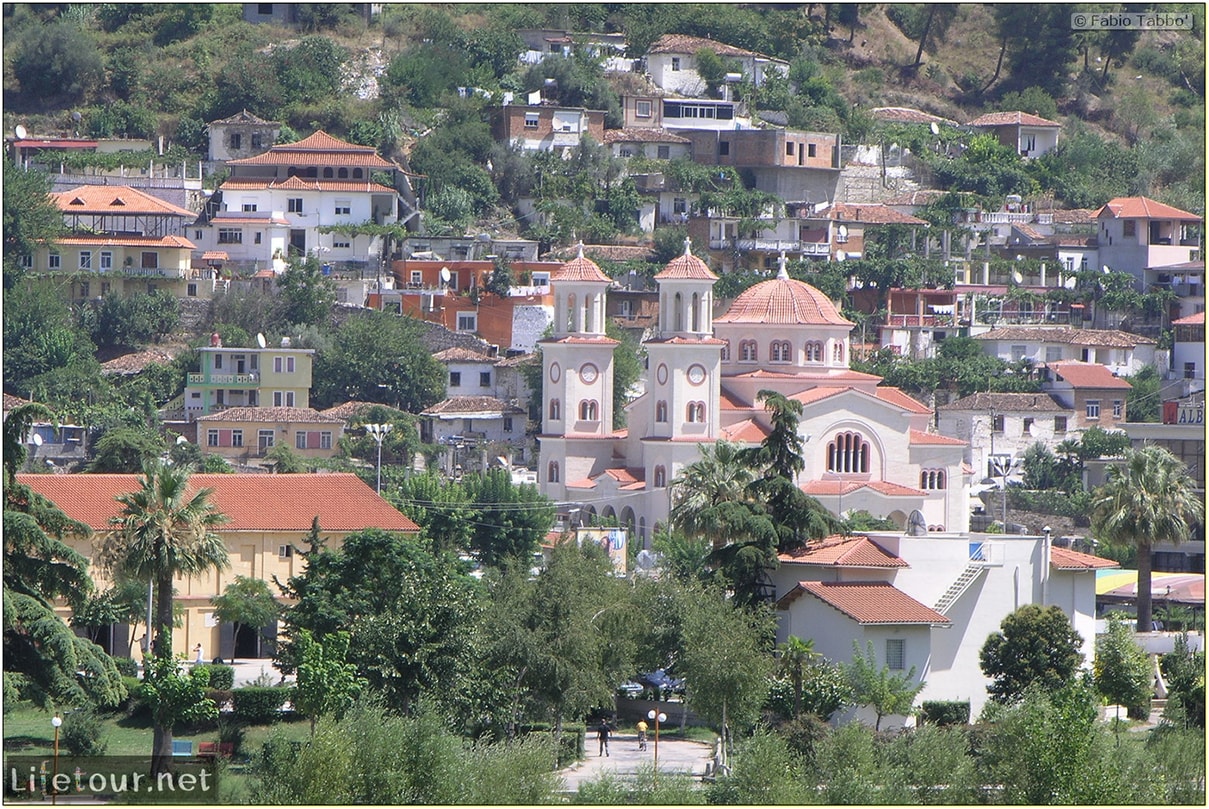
(617, 681, 644, 697)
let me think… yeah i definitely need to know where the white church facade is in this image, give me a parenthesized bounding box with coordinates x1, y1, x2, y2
(538, 245, 971, 545)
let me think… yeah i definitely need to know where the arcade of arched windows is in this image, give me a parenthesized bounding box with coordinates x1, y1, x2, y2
(770, 340, 792, 363)
(920, 469, 947, 490)
(686, 401, 706, 422)
(827, 431, 869, 473)
(579, 400, 599, 421)
(805, 341, 823, 362)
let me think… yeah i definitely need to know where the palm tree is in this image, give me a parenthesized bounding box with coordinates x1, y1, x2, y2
(100, 460, 229, 773)
(671, 441, 756, 546)
(777, 635, 818, 718)
(1090, 446, 1205, 633)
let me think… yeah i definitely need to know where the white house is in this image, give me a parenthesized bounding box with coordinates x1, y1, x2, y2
(972, 326, 1158, 376)
(967, 111, 1061, 159)
(773, 531, 1118, 724)
(1095, 196, 1202, 283)
(644, 34, 788, 98)
(937, 392, 1075, 482)
(1172, 312, 1205, 394)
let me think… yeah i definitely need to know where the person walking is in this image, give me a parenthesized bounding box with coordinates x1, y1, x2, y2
(636, 718, 648, 751)
(597, 720, 611, 757)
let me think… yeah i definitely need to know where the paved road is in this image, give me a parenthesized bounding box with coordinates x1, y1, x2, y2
(558, 731, 715, 792)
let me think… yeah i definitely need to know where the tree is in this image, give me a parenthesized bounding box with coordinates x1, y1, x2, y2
(88, 426, 166, 473)
(1091, 446, 1205, 632)
(3, 163, 63, 289)
(389, 472, 474, 554)
(3, 403, 125, 709)
(3, 282, 98, 394)
(460, 469, 555, 569)
(1124, 365, 1161, 423)
(979, 604, 1085, 703)
(98, 460, 229, 775)
(1094, 612, 1152, 727)
(278, 255, 337, 327)
(11, 18, 105, 104)
(293, 629, 365, 735)
(776, 635, 818, 719)
(843, 641, 925, 730)
(212, 576, 280, 660)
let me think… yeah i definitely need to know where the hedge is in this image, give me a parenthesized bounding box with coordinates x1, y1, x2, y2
(193, 664, 235, 690)
(205, 688, 234, 711)
(920, 700, 971, 726)
(232, 686, 291, 724)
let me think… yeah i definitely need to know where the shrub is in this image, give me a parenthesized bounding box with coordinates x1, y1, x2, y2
(197, 664, 235, 690)
(920, 700, 971, 726)
(112, 656, 139, 677)
(518, 722, 583, 766)
(205, 689, 234, 711)
(217, 719, 246, 756)
(232, 686, 290, 724)
(60, 711, 106, 756)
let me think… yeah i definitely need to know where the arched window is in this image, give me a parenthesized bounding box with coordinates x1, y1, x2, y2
(920, 469, 947, 490)
(686, 401, 705, 422)
(805, 341, 823, 362)
(771, 340, 791, 362)
(827, 431, 870, 473)
(549, 399, 561, 420)
(690, 292, 701, 331)
(287, 166, 299, 177)
(740, 340, 757, 362)
(654, 465, 667, 487)
(323, 167, 334, 178)
(566, 293, 576, 331)
(306, 167, 318, 178)
(579, 400, 599, 421)
(548, 461, 560, 483)
(656, 400, 668, 422)
(832, 341, 845, 363)
(673, 292, 683, 332)
(720, 341, 731, 361)
(352, 168, 364, 179)
(338, 167, 349, 179)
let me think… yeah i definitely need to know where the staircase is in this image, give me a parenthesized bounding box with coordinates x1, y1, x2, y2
(933, 563, 987, 615)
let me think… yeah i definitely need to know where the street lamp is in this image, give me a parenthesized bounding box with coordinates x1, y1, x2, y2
(646, 709, 667, 774)
(365, 423, 393, 494)
(51, 714, 62, 805)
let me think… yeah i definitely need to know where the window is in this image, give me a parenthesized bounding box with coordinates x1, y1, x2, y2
(991, 414, 1004, 433)
(101, 282, 110, 295)
(1185, 362, 1197, 379)
(78, 281, 90, 298)
(480, 371, 491, 387)
(352, 168, 363, 179)
(657, 145, 670, 159)
(287, 356, 295, 373)
(450, 371, 461, 387)
(48, 253, 61, 269)
(1086, 400, 1101, 419)
(832, 342, 845, 363)
(720, 341, 730, 361)
(1022, 134, 1036, 153)
(686, 402, 705, 422)
(258, 429, 275, 452)
(805, 341, 824, 362)
(333, 236, 350, 248)
(579, 400, 599, 421)
(1011, 345, 1027, 361)
(636, 100, 652, 118)
(1123, 220, 1136, 237)
(254, 232, 263, 244)
(656, 400, 668, 422)
(524, 113, 540, 129)
(334, 200, 351, 215)
(278, 544, 293, 559)
(320, 431, 332, 449)
(549, 399, 561, 420)
(288, 198, 303, 213)
(771, 340, 791, 363)
(231, 430, 243, 448)
(1112, 400, 1123, 418)
(504, 417, 514, 432)
(671, 57, 681, 71)
(187, 283, 198, 297)
(1054, 415, 1067, 433)
(548, 461, 560, 483)
(654, 465, 667, 487)
(207, 430, 219, 447)
(740, 340, 757, 362)
(808, 143, 817, 158)
(786, 142, 795, 157)
(218, 228, 243, 244)
(242, 202, 258, 212)
(920, 469, 946, 490)
(214, 354, 223, 369)
(79, 251, 92, 270)
(719, 141, 730, 156)
(1045, 346, 1063, 362)
(273, 390, 296, 407)
(827, 431, 870, 473)
(457, 313, 477, 332)
(1023, 417, 1034, 433)
(252, 134, 263, 149)
(229, 133, 242, 150)
(100, 251, 113, 270)
(673, 197, 687, 214)
(885, 639, 905, 671)
(410, 270, 423, 285)
(296, 432, 308, 450)
(141, 252, 158, 269)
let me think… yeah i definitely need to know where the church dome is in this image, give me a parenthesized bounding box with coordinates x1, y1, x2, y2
(655, 240, 717, 280)
(552, 243, 612, 283)
(716, 275, 853, 326)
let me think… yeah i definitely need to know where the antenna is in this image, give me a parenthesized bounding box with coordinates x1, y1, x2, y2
(14, 124, 27, 140)
(256, 332, 267, 348)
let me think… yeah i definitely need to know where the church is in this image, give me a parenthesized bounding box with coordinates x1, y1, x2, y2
(538, 243, 970, 546)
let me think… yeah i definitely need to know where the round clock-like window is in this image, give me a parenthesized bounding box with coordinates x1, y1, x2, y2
(580, 363, 598, 383)
(549, 362, 561, 383)
(656, 363, 668, 385)
(687, 364, 706, 385)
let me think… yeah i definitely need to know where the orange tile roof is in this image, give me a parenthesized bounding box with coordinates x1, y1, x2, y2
(1094, 196, 1201, 221)
(777, 581, 950, 624)
(908, 429, 966, 446)
(1047, 361, 1132, 389)
(716, 277, 853, 326)
(225, 130, 397, 169)
(1051, 546, 1120, 570)
(939, 391, 1067, 413)
(218, 178, 396, 194)
(779, 535, 908, 567)
(100, 349, 178, 376)
(602, 128, 691, 144)
(975, 326, 1155, 347)
(421, 396, 522, 416)
(875, 387, 931, 413)
(655, 247, 718, 280)
(318, 400, 380, 421)
(433, 347, 494, 362)
(831, 203, 928, 226)
(209, 214, 291, 226)
(542, 336, 620, 346)
(552, 251, 613, 283)
(870, 107, 958, 127)
(719, 390, 753, 411)
(54, 234, 196, 249)
(647, 33, 784, 63)
(801, 479, 927, 497)
(209, 109, 280, 126)
(1173, 312, 1205, 326)
(54, 185, 195, 218)
(967, 111, 1061, 128)
(18, 473, 419, 533)
(3, 393, 32, 411)
(196, 406, 342, 424)
(719, 418, 769, 443)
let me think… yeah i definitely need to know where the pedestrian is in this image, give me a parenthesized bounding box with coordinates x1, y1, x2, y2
(636, 718, 648, 751)
(194, 643, 204, 664)
(597, 720, 611, 757)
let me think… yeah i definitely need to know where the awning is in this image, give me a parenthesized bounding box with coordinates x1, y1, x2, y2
(202, 251, 229, 261)
(1096, 570, 1204, 604)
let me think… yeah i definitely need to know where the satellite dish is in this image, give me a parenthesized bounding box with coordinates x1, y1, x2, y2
(835, 250, 847, 262)
(906, 509, 928, 536)
(71, 111, 82, 123)
(1012, 270, 1024, 284)
(256, 332, 267, 348)
(1101, 264, 1111, 274)
(14, 124, 27, 140)
(176, 435, 189, 445)
(635, 550, 657, 571)
(930, 122, 940, 135)
(31, 433, 42, 447)
(439, 266, 452, 283)
(838, 224, 848, 240)
(1064, 276, 1077, 289)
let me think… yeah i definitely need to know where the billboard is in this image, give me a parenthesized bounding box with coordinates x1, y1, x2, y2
(576, 527, 627, 576)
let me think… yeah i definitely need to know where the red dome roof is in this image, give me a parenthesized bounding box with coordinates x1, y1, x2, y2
(552, 249, 612, 283)
(655, 252, 717, 280)
(716, 277, 852, 326)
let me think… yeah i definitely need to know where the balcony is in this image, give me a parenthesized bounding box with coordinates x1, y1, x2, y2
(187, 372, 259, 385)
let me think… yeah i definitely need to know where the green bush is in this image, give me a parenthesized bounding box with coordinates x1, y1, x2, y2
(112, 656, 139, 677)
(920, 700, 971, 726)
(518, 722, 583, 766)
(232, 686, 291, 724)
(60, 711, 106, 756)
(205, 688, 234, 711)
(195, 664, 235, 690)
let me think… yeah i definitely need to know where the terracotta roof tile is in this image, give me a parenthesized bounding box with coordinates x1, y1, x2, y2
(54, 185, 195, 218)
(1046, 361, 1132, 389)
(318, 400, 386, 421)
(552, 251, 613, 283)
(1094, 196, 1201, 221)
(647, 33, 784, 63)
(884, 189, 950, 206)
(209, 109, 280, 126)
(100, 349, 178, 376)
(219, 178, 396, 194)
(830, 203, 929, 226)
(54, 234, 196, 249)
(195, 406, 342, 424)
(1173, 312, 1205, 326)
(18, 473, 419, 533)
(777, 581, 950, 624)
(494, 353, 537, 368)
(719, 418, 769, 443)
(875, 387, 931, 413)
(3, 393, 32, 411)
(716, 277, 852, 326)
(433, 347, 494, 362)
(975, 326, 1155, 347)
(908, 429, 966, 446)
(225, 130, 398, 169)
(800, 479, 926, 497)
(209, 213, 291, 225)
(719, 390, 753, 411)
(602, 128, 691, 144)
(421, 396, 523, 416)
(1051, 546, 1120, 570)
(655, 247, 718, 280)
(870, 107, 958, 126)
(779, 535, 908, 567)
(939, 392, 1067, 412)
(1048, 208, 1097, 224)
(543, 244, 655, 262)
(967, 111, 1061, 128)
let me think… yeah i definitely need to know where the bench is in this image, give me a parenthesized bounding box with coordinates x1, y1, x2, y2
(197, 741, 235, 759)
(171, 740, 193, 758)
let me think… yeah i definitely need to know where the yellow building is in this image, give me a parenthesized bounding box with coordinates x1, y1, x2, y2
(28, 234, 219, 302)
(194, 406, 344, 467)
(20, 473, 419, 661)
